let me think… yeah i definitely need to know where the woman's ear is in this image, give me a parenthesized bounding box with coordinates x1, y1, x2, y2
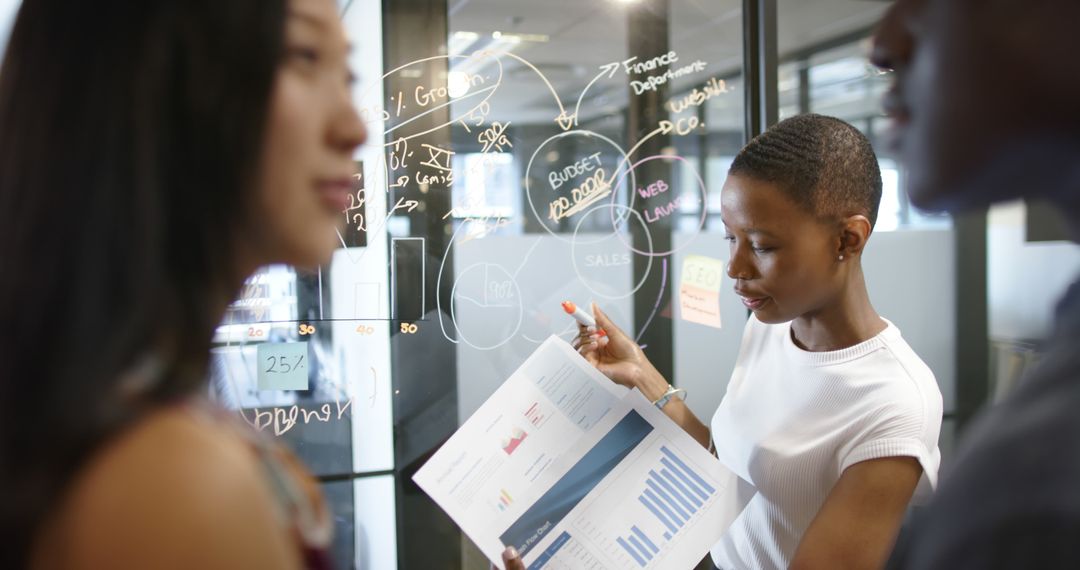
(838, 214, 872, 259)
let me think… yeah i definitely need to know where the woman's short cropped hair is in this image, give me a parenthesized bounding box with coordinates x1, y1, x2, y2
(730, 113, 884, 229)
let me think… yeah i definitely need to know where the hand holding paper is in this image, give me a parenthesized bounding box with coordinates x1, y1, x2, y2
(413, 336, 754, 569)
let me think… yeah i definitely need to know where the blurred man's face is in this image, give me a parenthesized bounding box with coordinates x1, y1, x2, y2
(872, 0, 1080, 212)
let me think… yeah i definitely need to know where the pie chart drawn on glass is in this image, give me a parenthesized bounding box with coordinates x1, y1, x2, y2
(449, 262, 524, 351)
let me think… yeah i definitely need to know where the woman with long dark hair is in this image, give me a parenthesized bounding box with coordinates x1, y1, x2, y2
(0, 0, 366, 567)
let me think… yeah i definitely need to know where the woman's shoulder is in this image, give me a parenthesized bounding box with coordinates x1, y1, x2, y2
(842, 323, 944, 443)
(35, 406, 300, 569)
(874, 320, 941, 399)
(77, 404, 260, 489)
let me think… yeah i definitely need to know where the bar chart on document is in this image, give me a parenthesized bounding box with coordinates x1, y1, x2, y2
(531, 435, 723, 569)
(581, 441, 716, 568)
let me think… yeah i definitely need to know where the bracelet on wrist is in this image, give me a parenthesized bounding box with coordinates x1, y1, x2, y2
(651, 384, 686, 409)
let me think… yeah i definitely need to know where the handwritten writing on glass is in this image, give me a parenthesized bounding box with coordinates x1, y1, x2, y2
(244, 394, 355, 437)
(390, 138, 412, 171)
(549, 152, 603, 190)
(420, 143, 454, 172)
(667, 77, 730, 113)
(414, 72, 485, 108)
(343, 172, 366, 234)
(442, 210, 512, 243)
(638, 177, 694, 224)
(458, 100, 491, 133)
(632, 60, 709, 95)
(548, 169, 612, 222)
(478, 121, 513, 153)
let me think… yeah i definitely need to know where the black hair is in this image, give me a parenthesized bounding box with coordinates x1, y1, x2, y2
(729, 113, 883, 229)
(0, 0, 286, 565)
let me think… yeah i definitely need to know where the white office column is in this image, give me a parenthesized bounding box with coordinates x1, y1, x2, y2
(338, 1, 398, 568)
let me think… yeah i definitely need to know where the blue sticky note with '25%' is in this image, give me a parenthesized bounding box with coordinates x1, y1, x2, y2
(257, 342, 309, 391)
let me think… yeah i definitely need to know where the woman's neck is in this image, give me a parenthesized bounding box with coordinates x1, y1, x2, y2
(790, 265, 885, 352)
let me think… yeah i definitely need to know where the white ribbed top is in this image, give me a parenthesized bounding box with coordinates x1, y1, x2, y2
(710, 316, 943, 570)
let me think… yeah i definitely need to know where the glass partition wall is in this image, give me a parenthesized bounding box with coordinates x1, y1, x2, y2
(0, 0, 987, 568)
(210, 1, 969, 568)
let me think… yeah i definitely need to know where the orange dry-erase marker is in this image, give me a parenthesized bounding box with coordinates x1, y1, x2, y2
(561, 300, 596, 328)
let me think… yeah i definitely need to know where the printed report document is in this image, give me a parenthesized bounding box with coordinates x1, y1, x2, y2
(413, 335, 754, 569)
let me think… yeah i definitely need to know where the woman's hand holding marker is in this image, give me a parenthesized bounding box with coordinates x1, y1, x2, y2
(561, 300, 598, 329)
(564, 300, 606, 348)
(566, 302, 670, 402)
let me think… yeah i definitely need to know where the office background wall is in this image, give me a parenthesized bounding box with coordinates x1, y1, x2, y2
(4, 0, 1076, 568)
(986, 201, 1080, 401)
(989, 202, 1080, 341)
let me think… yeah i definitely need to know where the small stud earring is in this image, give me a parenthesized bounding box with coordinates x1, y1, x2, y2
(838, 254, 845, 261)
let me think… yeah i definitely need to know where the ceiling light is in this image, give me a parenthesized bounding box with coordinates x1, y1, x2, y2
(447, 71, 472, 98)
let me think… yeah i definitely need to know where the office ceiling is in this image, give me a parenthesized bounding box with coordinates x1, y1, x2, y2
(445, 0, 888, 125)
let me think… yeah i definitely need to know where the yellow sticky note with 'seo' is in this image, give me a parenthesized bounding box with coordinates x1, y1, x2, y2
(680, 255, 723, 329)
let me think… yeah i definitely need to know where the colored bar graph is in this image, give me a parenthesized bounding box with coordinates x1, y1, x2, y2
(614, 444, 721, 567)
(661, 446, 716, 494)
(644, 487, 683, 527)
(646, 477, 690, 521)
(631, 526, 659, 554)
(660, 467, 703, 509)
(651, 471, 695, 516)
(627, 535, 653, 562)
(638, 495, 678, 535)
(661, 456, 709, 502)
(617, 537, 647, 567)
(497, 488, 514, 512)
